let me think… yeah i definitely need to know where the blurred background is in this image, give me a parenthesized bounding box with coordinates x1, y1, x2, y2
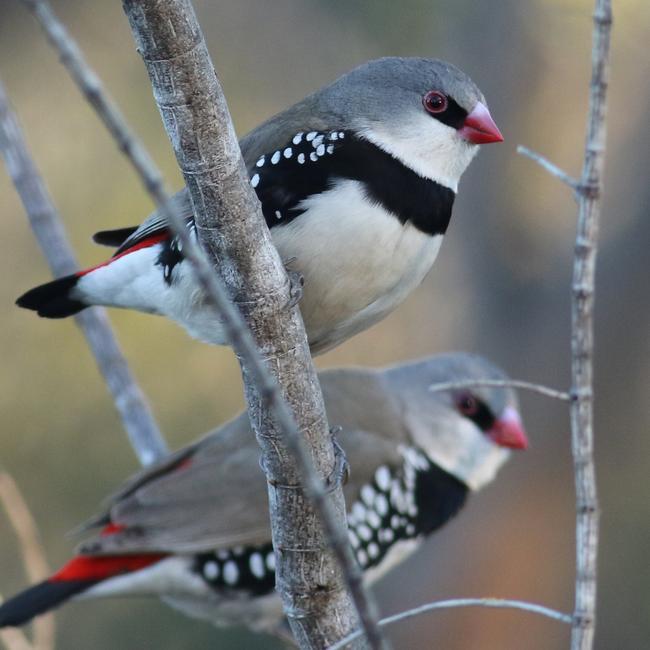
(0, 0, 648, 648)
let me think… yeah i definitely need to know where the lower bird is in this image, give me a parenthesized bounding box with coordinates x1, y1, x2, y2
(0, 353, 527, 638)
(16, 57, 502, 354)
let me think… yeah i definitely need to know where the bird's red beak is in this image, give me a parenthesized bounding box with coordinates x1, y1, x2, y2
(458, 102, 503, 145)
(487, 406, 528, 450)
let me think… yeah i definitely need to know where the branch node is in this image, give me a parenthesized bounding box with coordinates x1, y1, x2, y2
(570, 387, 593, 402)
(573, 612, 595, 628)
(572, 282, 594, 299)
(593, 8, 612, 25)
(576, 181, 601, 199)
(576, 500, 599, 516)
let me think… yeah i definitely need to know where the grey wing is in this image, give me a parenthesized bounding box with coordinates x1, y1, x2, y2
(79, 368, 407, 555)
(78, 413, 272, 554)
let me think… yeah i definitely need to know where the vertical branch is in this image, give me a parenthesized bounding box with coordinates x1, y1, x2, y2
(119, 2, 377, 646)
(518, 3, 612, 646)
(0, 79, 168, 467)
(570, 1, 612, 648)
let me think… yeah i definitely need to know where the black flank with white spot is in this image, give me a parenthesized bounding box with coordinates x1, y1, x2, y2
(194, 545, 275, 596)
(154, 222, 195, 285)
(194, 446, 468, 595)
(158, 237, 183, 286)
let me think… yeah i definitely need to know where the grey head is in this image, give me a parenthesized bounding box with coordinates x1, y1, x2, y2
(242, 57, 502, 190)
(318, 57, 486, 128)
(384, 352, 527, 491)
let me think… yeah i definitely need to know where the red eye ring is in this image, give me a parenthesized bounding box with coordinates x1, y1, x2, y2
(423, 90, 448, 114)
(455, 392, 479, 417)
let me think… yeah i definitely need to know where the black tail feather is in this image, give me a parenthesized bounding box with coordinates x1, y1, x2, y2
(0, 579, 96, 627)
(93, 227, 137, 248)
(16, 275, 86, 318)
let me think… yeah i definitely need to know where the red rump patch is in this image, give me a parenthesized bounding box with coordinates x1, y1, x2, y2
(175, 457, 194, 471)
(51, 554, 166, 583)
(100, 522, 127, 537)
(77, 232, 169, 277)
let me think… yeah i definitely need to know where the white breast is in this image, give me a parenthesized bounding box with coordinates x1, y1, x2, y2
(272, 179, 444, 354)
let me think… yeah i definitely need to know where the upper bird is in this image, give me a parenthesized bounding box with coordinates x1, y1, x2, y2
(16, 57, 502, 354)
(0, 353, 526, 638)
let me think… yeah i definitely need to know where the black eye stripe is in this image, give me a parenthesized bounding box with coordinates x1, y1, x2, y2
(453, 390, 496, 431)
(427, 96, 468, 131)
(467, 399, 495, 431)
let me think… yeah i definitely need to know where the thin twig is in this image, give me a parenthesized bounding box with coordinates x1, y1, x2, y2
(0, 473, 54, 650)
(20, 0, 384, 646)
(568, 2, 612, 648)
(518, 3, 612, 648)
(328, 597, 572, 650)
(0, 78, 167, 468)
(517, 145, 580, 192)
(429, 379, 571, 401)
(0, 625, 33, 650)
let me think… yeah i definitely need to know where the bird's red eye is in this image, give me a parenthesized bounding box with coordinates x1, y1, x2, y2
(423, 90, 448, 114)
(455, 392, 479, 417)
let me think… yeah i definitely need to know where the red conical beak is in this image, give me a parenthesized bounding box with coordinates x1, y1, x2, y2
(458, 102, 503, 145)
(487, 406, 528, 450)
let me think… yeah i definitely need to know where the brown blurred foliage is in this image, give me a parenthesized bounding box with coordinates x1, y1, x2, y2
(0, 0, 648, 648)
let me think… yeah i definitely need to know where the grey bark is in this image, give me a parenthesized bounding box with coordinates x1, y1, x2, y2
(519, 1, 613, 646)
(569, 2, 612, 647)
(0, 78, 168, 468)
(119, 1, 381, 647)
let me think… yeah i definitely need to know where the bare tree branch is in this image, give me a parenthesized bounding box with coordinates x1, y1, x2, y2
(328, 597, 572, 650)
(568, 3, 611, 647)
(0, 78, 167, 468)
(120, 3, 383, 644)
(18, 0, 385, 646)
(0, 473, 54, 650)
(518, 2, 612, 648)
(429, 379, 571, 401)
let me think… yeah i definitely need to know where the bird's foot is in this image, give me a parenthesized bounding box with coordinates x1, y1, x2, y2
(286, 269, 304, 309)
(325, 426, 350, 492)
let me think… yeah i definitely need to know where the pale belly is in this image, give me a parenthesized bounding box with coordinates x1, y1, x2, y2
(272, 180, 443, 354)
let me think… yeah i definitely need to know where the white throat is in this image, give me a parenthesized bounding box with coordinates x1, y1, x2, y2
(405, 414, 510, 492)
(359, 113, 478, 192)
